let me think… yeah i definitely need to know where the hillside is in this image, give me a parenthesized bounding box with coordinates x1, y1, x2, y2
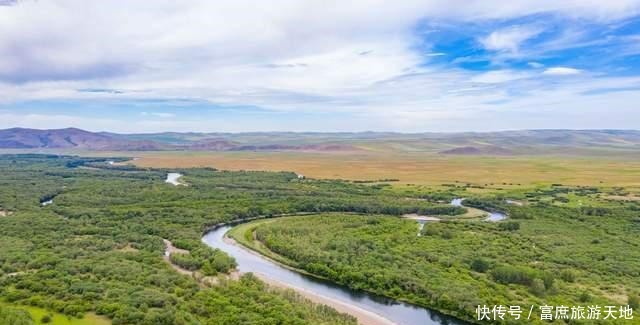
(1, 128, 639, 154)
(438, 146, 514, 155)
(0, 128, 167, 151)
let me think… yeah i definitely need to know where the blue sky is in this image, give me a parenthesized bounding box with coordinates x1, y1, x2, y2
(0, 1, 639, 133)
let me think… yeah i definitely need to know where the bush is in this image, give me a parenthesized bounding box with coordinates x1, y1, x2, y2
(559, 269, 576, 283)
(201, 249, 237, 275)
(41, 315, 52, 323)
(530, 278, 546, 296)
(491, 265, 536, 285)
(169, 253, 201, 271)
(470, 258, 490, 273)
(629, 295, 640, 310)
(579, 291, 592, 303)
(542, 272, 555, 290)
(0, 306, 33, 325)
(498, 221, 520, 231)
(422, 222, 455, 239)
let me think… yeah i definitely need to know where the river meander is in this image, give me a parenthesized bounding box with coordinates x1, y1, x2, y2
(202, 223, 469, 325)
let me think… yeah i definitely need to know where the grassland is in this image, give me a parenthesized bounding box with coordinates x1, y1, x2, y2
(121, 151, 640, 188)
(0, 303, 111, 325)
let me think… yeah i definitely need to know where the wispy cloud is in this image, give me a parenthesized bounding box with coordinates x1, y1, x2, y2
(480, 25, 542, 54)
(543, 67, 582, 75)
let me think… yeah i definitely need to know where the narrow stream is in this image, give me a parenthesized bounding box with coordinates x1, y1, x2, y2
(450, 198, 506, 222)
(202, 226, 468, 325)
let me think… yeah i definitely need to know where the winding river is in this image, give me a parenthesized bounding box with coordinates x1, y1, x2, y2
(450, 198, 506, 222)
(200, 198, 508, 324)
(202, 225, 469, 325)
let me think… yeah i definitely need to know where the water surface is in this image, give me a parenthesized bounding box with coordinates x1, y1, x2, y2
(450, 198, 506, 222)
(165, 173, 183, 186)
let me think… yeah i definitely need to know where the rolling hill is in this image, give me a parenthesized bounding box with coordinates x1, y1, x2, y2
(0, 127, 639, 154)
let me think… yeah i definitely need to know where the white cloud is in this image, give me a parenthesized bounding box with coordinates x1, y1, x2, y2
(0, 1, 639, 131)
(543, 67, 582, 75)
(480, 26, 542, 54)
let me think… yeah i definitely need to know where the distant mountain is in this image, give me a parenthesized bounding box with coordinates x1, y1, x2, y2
(0, 127, 168, 150)
(232, 143, 356, 152)
(189, 139, 238, 151)
(0, 128, 639, 154)
(0, 128, 359, 152)
(439, 146, 513, 155)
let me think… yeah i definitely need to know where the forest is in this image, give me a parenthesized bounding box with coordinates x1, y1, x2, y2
(0, 154, 461, 325)
(1, 154, 639, 324)
(241, 194, 640, 323)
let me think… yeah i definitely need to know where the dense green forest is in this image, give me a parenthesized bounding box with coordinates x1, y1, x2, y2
(2, 154, 638, 324)
(245, 201, 640, 323)
(0, 154, 463, 325)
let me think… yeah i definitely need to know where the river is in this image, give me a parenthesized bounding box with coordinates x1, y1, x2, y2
(199, 197, 507, 324)
(165, 173, 184, 186)
(202, 225, 469, 325)
(450, 198, 506, 222)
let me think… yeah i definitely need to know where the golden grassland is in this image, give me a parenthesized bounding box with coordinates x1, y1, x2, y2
(124, 151, 640, 188)
(3, 148, 639, 188)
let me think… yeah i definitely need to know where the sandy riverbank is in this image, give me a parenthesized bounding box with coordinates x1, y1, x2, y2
(401, 214, 441, 221)
(255, 273, 397, 325)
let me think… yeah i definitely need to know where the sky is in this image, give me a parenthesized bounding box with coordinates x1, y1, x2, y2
(1, 0, 640, 133)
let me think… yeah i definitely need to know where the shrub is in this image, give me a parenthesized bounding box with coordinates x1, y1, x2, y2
(470, 258, 490, 273)
(579, 291, 592, 302)
(0, 306, 34, 325)
(422, 222, 455, 239)
(41, 315, 52, 323)
(542, 272, 555, 290)
(530, 278, 546, 296)
(498, 221, 520, 231)
(169, 253, 201, 271)
(629, 295, 640, 310)
(559, 269, 576, 283)
(491, 265, 536, 285)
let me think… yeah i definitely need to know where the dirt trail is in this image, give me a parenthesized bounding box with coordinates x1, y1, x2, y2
(162, 239, 192, 276)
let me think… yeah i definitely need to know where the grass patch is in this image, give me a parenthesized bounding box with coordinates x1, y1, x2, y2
(0, 302, 111, 325)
